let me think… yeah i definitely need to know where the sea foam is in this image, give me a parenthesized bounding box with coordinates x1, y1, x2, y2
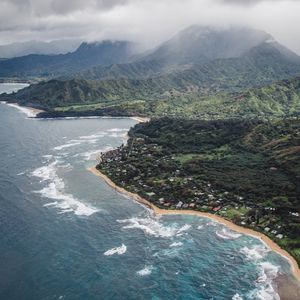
(32, 160, 98, 216)
(216, 228, 242, 240)
(136, 265, 153, 276)
(6, 103, 37, 118)
(240, 245, 270, 261)
(169, 242, 183, 247)
(117, 216, 191, 238)
(104, 244, 127, 256)
(232, 294, 243, 300)
(248, 262, 280, 300)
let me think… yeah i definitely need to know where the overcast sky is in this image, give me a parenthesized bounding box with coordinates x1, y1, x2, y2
(0, 0, 299, 54)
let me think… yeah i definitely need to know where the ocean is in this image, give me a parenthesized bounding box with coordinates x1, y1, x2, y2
(0, 83, 295, 300)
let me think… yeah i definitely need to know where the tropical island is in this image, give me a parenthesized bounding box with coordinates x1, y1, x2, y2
(1, 24, 300, 291)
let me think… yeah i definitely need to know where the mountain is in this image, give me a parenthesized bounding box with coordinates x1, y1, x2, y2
(2, 25, 300, 119)
(140, 26, 273, 65)
(0, 41, 135, 78)
(4, 41, 300, 108)
(71, 26, 300, 81)
(0, 39, 81, 58)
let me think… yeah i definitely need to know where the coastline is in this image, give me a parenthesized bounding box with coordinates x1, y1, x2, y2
(5, 102, 44, 117)
(130, 116, 150, 123)
(88, 166, 300, 284)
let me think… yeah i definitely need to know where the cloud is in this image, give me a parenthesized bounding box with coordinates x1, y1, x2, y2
(0, 0, 299, 55)
(220, 0, 298, 5)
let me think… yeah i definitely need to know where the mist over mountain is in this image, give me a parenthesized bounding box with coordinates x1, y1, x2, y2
(140, 26, 273, 65)
(1, 25, 300, 114)
(0, 40, 136, 78)
(73, 26, 300, 81)
(0, 40, 82, 59)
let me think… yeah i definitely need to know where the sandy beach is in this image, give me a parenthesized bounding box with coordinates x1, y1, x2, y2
(130, 116, 150, 123)
(89, 166, 300, 286)
(6, 102, 44, 117)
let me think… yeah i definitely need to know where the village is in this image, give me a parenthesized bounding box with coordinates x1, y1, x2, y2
(97, 136, 287, 242)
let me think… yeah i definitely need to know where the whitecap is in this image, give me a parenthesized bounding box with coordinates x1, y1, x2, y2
(216, 228, 242, 240)
(104, 244, 127, 256)
(232, 293, 243, 300)
(54, 142, 82, 151)
(107, 128, 128, 132)
(197, 225, 204, 230)
(169, 242, 183, 247)
(136, 265, 153, 276)
(79, 132, 105, 139)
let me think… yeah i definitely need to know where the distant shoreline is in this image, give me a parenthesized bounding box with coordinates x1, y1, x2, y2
(1, 102, 44, 117)
(88, 165, 300, 284)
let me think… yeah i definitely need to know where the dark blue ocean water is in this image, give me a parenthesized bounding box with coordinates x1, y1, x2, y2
(0, 84, 294, 300)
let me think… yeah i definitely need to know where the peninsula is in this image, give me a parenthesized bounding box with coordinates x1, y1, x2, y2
(92, 117, 300, 274)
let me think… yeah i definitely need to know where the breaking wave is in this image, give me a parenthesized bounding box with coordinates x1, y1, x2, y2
(76, 145, 113, 161)
(54, 142, 82, 151)
(248, 262, 280, 300)
(107, 128, 128, 132)
(216, 228, 242, 240)
(104, 244, 127, 256)
(240, 245, 270, 261)
(169, 242, 183, 247)
(117, 216, 191, 238)
(31, 160, 98, 216)
(6, 103, 37, 117)
(232, 293, 243, 300)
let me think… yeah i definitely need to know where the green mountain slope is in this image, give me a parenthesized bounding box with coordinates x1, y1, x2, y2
(2, 49, 300, 119)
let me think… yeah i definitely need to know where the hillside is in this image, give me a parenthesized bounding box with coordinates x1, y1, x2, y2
(2, 69, 300, 120)
(97, 118, 300, 265)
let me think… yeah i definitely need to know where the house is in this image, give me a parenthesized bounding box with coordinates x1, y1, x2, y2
(176, 201, 183, 208)
(212, 206, 222, 212)
(159, 197, 165, 203)
(146, 192, 155, 197)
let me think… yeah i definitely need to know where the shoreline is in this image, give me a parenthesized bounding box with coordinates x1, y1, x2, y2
(4, 102, 44, 117)
(130, 116, 150, 123)
(88, 166, 300, 284)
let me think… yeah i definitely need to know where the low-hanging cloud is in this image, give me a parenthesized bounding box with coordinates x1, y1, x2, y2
(0, 0, 299, 54)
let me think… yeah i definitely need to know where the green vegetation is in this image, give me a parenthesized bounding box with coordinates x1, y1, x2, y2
(97, 118, 300, 265)
(1, 76, 300, 120)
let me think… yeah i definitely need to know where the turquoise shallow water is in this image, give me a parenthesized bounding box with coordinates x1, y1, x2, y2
(0, 84, 294, 300)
